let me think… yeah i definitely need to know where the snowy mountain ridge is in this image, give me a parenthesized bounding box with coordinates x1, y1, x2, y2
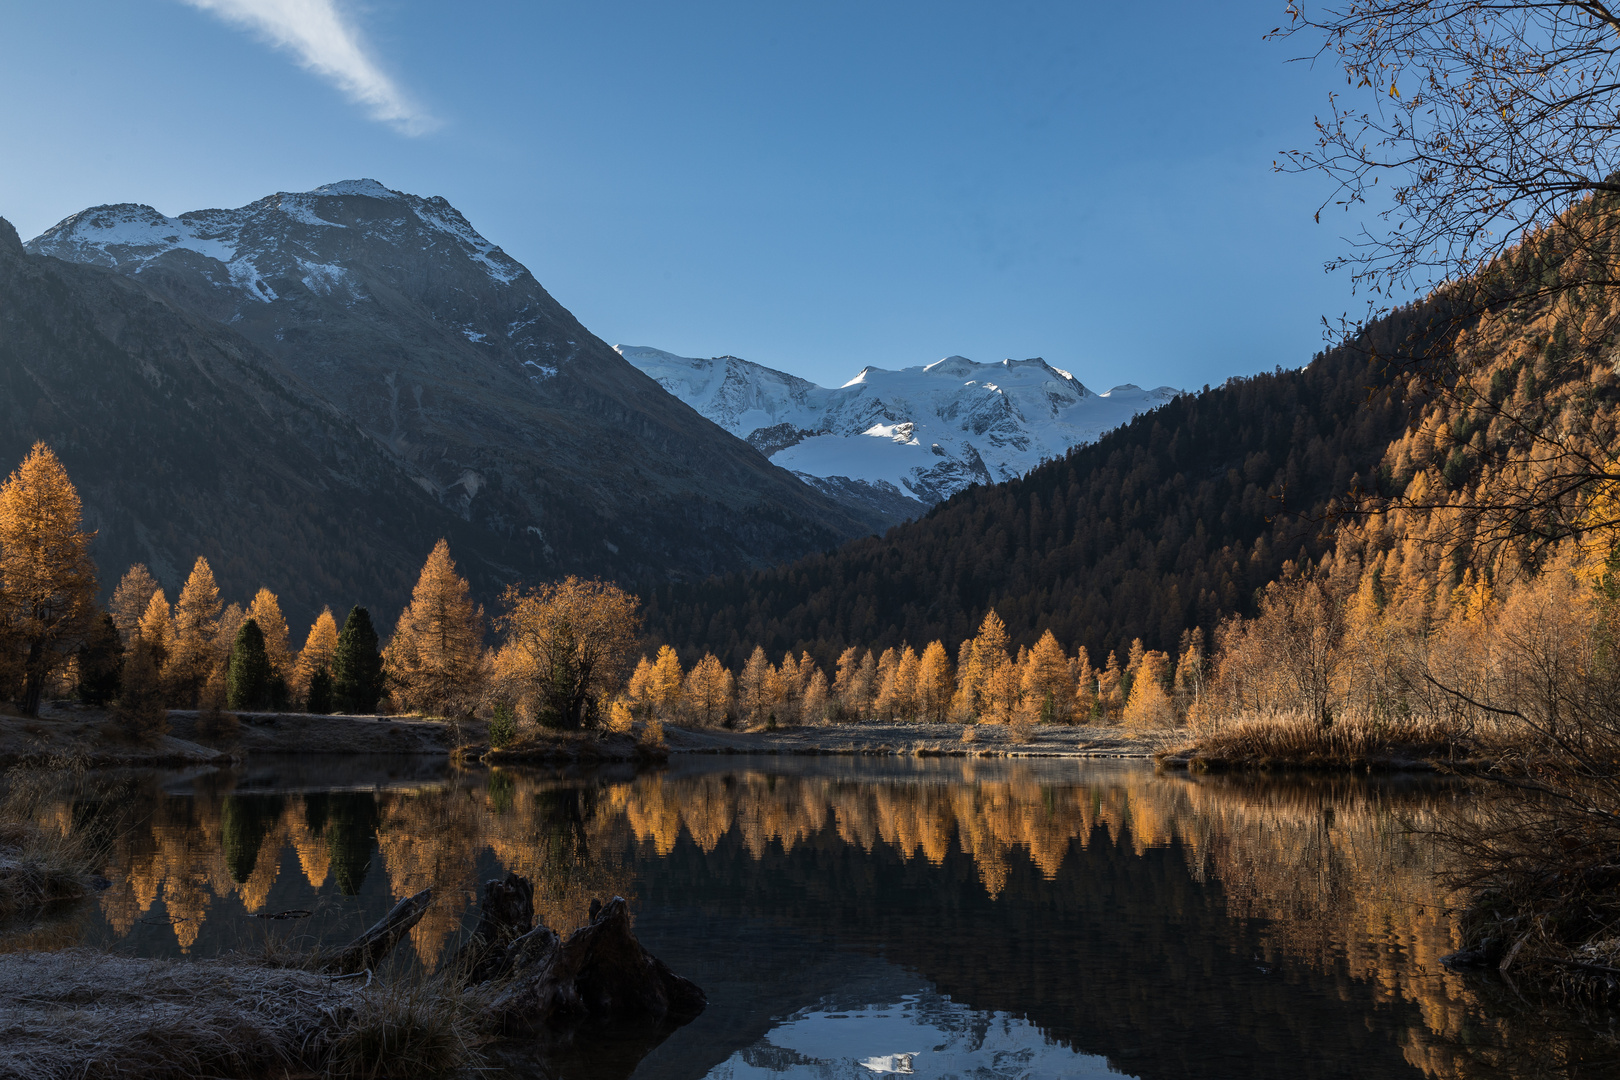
(29, 179, 526, 296)
(618, 345, 1179, 515)
(22, 181, 877, 582)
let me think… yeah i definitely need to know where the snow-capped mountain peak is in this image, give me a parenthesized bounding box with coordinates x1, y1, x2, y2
(28, 180, 528, 300)
(617, 344, 1179, 517)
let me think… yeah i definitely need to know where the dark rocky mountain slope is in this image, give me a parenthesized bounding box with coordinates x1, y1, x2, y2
(11, 181, 875, 623)
(0, 216, 489, 625)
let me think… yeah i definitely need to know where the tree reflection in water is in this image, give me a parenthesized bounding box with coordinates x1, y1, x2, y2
(8, 759, 1618, 1078)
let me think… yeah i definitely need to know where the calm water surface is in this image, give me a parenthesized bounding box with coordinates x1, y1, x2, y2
(7, 755, 1618, 1079)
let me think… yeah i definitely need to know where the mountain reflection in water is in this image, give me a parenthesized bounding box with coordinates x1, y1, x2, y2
(6, 756, 1617, 1079)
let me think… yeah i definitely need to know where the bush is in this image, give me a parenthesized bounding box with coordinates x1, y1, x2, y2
(113, 634, 166, 741)
(226, 619, 273, 711)
(75, 614, 123, 707)
(487, 702, 516, 749)
(306, 667, 334, 715)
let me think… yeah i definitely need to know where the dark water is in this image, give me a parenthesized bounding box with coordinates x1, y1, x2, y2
(6, 755, 1618, 1079)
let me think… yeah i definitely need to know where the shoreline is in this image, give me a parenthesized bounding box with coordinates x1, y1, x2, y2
(3, 708, 1470, 771)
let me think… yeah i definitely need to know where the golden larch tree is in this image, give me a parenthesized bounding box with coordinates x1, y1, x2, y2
(1073, 647, 1097, 722)
(801, 666, 831, 724)
(1123, 666, 1176, 730)
(247, 588, 293, 682)
(871, 648, 901, 720)
(214, 603, 245, 667)
(1018, 629, 1075, 725)
(1097, 651, 1124, 722)
(386, 539, 485, 718)
(846, 650, 878, 720)
(168, 557, 223, 706)
(1172, 628, 1206, 719)
(887, 646, 921, 721)
(649, 645, 684, 719)
(771, 651, 799, 723)
(294, 606, 340, 700)
(0, 443, 98, 716)
(954, 610, 1012, 722)
(831, 646, 861, 720)
(684, 653, 733, 727)
(737, 645, 772, 728)
(139, 590, 172, 669)
(626, 655, 657, 716)
(110, 564, 160, 644)
(915, 640, 954, 723)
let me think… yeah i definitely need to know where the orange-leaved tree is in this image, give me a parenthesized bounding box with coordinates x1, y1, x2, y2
(386, 539, 485, 718)
(684, 652, 734, 727)
(496, 576, 639, 730)
(246, 588, 293, 691)
(109, 564, 160, 645)
(0, 443, 98, 716)
(167, 557, 222, 707)
(294, 607, 340, 701)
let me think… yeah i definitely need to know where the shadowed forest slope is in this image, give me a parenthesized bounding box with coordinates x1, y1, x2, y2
(646, 313, 1434, 670)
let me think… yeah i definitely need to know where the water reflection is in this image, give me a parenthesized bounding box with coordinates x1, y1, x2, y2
(4, 757, 1617, 1079)
(711, 988, 1122, 1078)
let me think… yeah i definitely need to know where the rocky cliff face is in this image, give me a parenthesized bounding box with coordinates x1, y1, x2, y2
(618, 346, 1179, 518)
(21, 181, 876, 617)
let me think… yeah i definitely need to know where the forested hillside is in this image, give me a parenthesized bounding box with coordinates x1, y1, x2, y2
(646, 311, 1432, 670)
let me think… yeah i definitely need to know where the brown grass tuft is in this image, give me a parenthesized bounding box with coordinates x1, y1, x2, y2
(322, 977, 483, 1079)
(1167, 711, 1470, 770)
(0, 762, 105, 914)
(0, 950, 485, 1080)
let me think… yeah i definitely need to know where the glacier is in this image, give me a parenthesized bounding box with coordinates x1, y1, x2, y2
(618, 345, 1179, 514)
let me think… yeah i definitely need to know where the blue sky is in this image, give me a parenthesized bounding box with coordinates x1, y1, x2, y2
(0, 1, 1374, 392)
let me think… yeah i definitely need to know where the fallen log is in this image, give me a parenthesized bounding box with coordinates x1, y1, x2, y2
(317, 886, 433, 974)
(469, 890, 705, 1036)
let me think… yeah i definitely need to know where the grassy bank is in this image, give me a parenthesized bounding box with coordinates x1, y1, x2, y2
(483, 727, 666, 765)
(0, 950, 479, 1080)
(0, 705, 233, 770)
(0, 764, 105, 915)
(1157, 713, 1480, 773)
(659, 720, 1170, 758)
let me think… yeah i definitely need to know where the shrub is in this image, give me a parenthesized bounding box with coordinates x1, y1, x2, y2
(487, 701, 516, 749)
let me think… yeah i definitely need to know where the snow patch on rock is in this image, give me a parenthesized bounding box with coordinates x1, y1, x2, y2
(619, 344, 1178, 506)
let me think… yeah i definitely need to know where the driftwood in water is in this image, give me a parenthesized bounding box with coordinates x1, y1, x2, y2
(459, 884, 706, 1036)
(452, 873, 535, 983)
(318, 887, 433, 974)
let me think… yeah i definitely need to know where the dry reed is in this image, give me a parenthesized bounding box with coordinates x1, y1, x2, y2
(0, 762, 104, 915)
(1170, 710, 1470, 769)
(0, 949, 484, 1080)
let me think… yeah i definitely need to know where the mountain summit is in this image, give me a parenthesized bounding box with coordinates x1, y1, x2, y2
(15, 181, 876, 618)
(618, 345, 1178, 519)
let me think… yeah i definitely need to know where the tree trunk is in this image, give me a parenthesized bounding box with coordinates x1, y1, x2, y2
(20, 638, 44, 718)
(461, 886, 705, 1037)
(318, 887, 433, 974)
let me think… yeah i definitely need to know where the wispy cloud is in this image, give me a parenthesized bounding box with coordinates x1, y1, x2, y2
(180, 0, 437, 135)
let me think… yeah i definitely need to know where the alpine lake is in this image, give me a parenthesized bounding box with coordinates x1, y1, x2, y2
(7, 753, 1617, 1080)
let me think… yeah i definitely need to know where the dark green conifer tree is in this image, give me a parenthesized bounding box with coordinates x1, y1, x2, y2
(76, 613, 124, 707)
(331, 606, 384, 714)
(306, 666, 334, 715)
(226, 618, 272, 711)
